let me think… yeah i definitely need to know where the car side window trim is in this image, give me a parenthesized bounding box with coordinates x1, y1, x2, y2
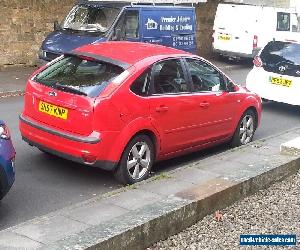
(129, 67, 151, 97)
(148, 57, 193, 96)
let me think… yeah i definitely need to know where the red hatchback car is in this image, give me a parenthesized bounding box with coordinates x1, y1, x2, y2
(20, 42, 261, 184)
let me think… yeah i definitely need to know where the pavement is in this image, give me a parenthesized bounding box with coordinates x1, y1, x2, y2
(0, 128, 298, 249)
(0, 66, 36, 98)
(0, 65, 299, 250)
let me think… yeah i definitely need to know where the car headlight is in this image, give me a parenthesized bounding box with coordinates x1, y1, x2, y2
(0, 125, 11, 140)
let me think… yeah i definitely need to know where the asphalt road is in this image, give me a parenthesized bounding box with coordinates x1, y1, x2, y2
(1, 61, 300, 230)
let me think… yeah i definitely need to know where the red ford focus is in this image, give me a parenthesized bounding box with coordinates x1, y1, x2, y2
(20, 42, 261, 184)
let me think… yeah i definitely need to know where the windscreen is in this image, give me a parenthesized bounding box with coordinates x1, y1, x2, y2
(34, 55, 124, 98)
(260, 41, 300, 77)
(63, 5, 120, 33)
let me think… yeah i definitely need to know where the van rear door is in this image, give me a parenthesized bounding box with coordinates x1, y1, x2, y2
(213, 4, 261, 57)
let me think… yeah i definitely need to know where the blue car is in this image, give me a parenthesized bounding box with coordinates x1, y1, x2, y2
(0, 121, 15, 200)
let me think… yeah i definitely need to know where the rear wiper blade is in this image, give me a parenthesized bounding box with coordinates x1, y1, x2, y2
(54, 83, 87, 96)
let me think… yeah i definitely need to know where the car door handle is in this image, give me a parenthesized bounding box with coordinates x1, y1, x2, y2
(199, 102, 210, 108)
(155, 105, 169, 113)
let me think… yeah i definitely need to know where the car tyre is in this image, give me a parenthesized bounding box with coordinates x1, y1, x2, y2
(231, 109, 256, 147)
(114, 135, 154, 185)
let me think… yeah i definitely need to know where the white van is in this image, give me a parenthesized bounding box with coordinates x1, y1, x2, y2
(212, 3, 300, 59)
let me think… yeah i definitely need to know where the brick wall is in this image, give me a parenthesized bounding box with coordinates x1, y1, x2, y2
(0, 0, 75, 66)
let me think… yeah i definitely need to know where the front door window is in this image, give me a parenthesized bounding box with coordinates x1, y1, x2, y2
(185, 58, 226, 92)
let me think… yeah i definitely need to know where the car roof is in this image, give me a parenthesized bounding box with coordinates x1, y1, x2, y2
(73, 42, 191, 67)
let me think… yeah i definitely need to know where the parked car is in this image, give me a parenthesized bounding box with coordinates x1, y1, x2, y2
(246, 39, 300, 105)
(38, 0, 197, 64)
(213, 3, 300, 59)
(0, 121, 15, 199)
(20, 42, 262, 184)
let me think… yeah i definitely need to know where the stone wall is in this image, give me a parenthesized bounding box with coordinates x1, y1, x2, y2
(0, 0, 75, 66)
(195, 0, 220, 58)
(2, 0, 292, 66)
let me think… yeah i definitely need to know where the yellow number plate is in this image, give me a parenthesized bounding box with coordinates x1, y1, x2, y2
(38, 101, 68, 120)
(218, 35, 231, 41)
(269, 77, 292, 87)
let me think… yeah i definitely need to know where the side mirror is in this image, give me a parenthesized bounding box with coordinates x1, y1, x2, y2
(54, 21, 61, 31)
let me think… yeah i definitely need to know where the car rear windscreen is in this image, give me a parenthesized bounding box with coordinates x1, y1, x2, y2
(34, 55, 124, 97)
(260, 41, 300, 77)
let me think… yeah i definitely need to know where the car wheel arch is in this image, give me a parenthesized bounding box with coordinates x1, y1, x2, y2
(106, 118, 161, 164)
(239, 95, 261, 129)
(236, 106, 258, 130)
(246, 106, 259, 130)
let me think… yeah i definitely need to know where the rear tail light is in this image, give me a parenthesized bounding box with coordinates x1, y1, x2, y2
(0, 124, 11, 140)
(253, 56, 262, 67)
(253, 35, 258, 49)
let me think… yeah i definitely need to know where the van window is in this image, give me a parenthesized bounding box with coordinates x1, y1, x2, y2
(260, 41, 300, 77)
(277, 12, 290, 31)
(111, 10, 139, 40)
(152, 59, 188, 94)
(34, 55, 124, 97)
(63, 5, 120, 33)
(124, 10, 139, 38)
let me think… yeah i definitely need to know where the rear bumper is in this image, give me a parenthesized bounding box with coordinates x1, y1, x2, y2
(20, 114, 100, 144)
(213, 48, 260, 59)
(246, 70, 300, 106)
(22, 137, 117, 171)
(19, 114, 118, 171)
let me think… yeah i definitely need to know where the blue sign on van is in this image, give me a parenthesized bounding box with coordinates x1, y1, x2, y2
(141, 9, 196, 51)
(38, 2, 197, 64)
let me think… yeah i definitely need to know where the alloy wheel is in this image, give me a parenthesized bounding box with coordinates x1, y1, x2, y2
(126, 142, 151, 180)
(239, 114, 254, 145)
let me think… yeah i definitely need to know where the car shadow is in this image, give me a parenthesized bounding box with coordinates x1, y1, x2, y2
(262, 101, 300, 114)
(152, 143, 230, 175)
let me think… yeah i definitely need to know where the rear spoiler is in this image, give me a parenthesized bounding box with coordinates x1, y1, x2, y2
(67, 51, 132, 70)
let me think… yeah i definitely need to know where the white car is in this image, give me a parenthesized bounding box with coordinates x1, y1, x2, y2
(246, 40, 300, 105)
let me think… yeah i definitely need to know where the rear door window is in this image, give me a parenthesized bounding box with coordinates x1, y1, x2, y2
(260, 41, 300, 77)
(34, 55, 124, 97)
(151, 59, 189, 94)
(277, 12, 290, 31)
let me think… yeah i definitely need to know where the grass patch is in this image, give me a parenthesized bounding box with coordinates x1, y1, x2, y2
(151, 173, 172, 182)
